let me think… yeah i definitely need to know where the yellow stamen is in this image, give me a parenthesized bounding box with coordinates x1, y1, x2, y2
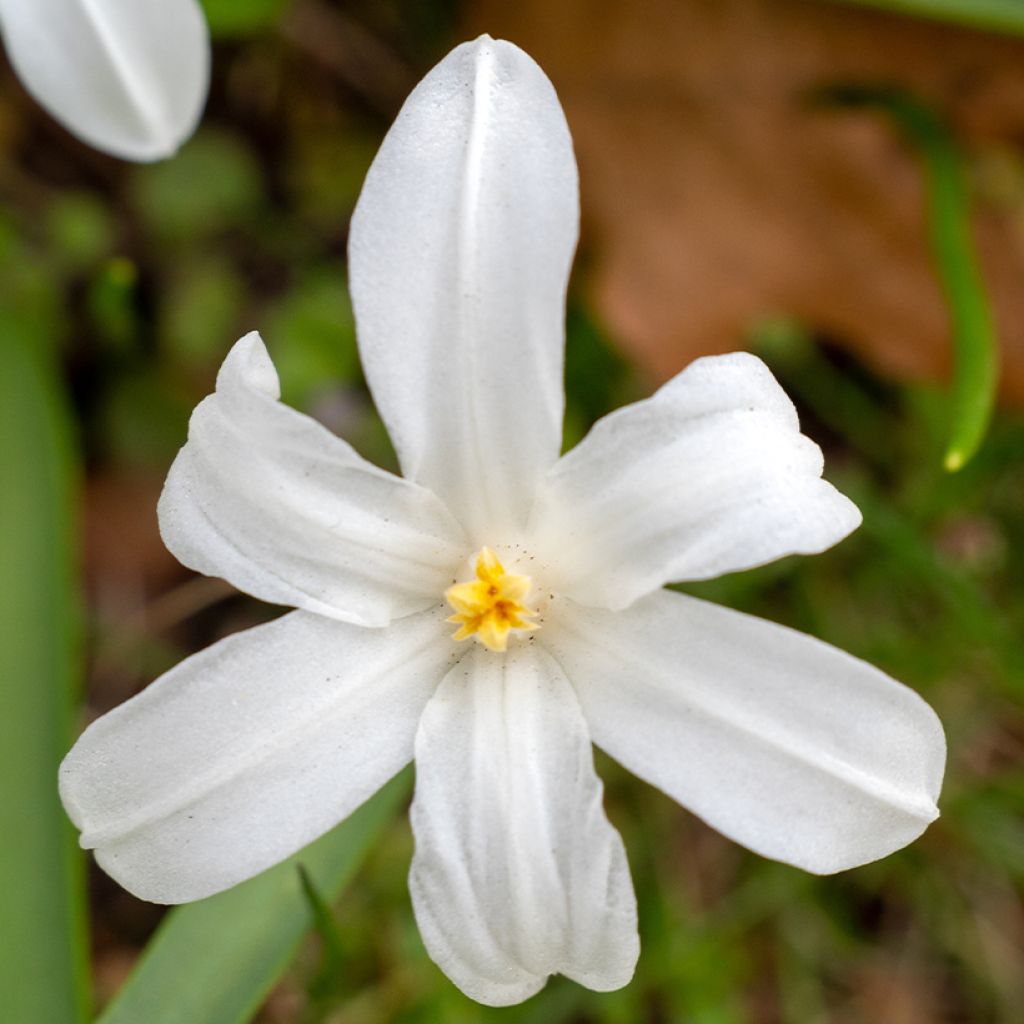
(445, 547, 539, 652)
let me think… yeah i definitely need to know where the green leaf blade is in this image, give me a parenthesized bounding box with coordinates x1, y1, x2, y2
(98, 771, 409, 1024)
(0, 328, 89, 1024)
(894, 101, 999, 472)
(199, 0, 292, 37)
(828, 0, 1024, 36)
(813, 87, 1000, 471)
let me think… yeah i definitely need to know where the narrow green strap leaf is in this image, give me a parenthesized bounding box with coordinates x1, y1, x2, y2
(298, 863, 355, 1010)
(825, 0, 1024, 36)
(199, 0, 292, 36)
(97, 771, 409, 1024)
(298, 865, 347, 984)
(816, 86, 999, 471)
(0, 329, 90, 1023)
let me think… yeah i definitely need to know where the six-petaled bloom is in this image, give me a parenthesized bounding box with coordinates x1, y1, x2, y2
(59, 37, 946, 1007)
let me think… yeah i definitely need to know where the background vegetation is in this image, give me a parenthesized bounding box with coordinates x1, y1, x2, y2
(1, 1, 1022, 1021)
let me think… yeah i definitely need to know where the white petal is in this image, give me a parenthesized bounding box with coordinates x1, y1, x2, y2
(348, 36, 578, 542)
(530, 353, 861, 609)
(0, 0, 209, 161)
(409, 644, 638, 1006)
(60, 606, 454, 903)
(547, 590, 945, 874)
(158, 333, 466, 627)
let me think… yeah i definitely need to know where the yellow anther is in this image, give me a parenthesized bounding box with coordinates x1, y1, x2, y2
(445, 547, 539, 652)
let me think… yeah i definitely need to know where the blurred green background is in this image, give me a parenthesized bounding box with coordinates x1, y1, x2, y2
(1, 1, 1022, 1022)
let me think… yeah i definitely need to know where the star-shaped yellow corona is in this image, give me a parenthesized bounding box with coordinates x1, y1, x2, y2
(445, 547, 539, 652)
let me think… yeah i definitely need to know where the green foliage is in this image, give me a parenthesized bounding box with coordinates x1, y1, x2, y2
(814, 87, 999, 472)
(562, 303, 639, 451)
(264, 270, 361, 408)
(0, 214, 65, 350)
(160, 253, 247, 370)
(132, 129, 265, 243)
(0, 326, 88, 1022)
(828, 0, 1024, 35)
(287, 133, 379, 233)
(45, 193, 117, 272)
(97, 773, 409, 1024)
(88, 258, 142, 356)
(296, 865, 348, 1009)
(199, 0, 293, 37)
(101, 369, 194, 467)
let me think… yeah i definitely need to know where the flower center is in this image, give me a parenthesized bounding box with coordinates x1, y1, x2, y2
(445, 547, 539, 653)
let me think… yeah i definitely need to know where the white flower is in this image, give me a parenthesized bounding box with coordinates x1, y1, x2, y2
(59, 37, 946, 1007)
(0, 0, 209, 161)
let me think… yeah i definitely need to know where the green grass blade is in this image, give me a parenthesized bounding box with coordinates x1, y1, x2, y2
(815, 87, 999, 471)
(827, 0, 1024, 35)
(98, 770, 409, 1024)
(907, 111, 1000, 472)
(199, 0, 292, 37)
(0, 329, 90, 1024)
(298, 865, 347, 968)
